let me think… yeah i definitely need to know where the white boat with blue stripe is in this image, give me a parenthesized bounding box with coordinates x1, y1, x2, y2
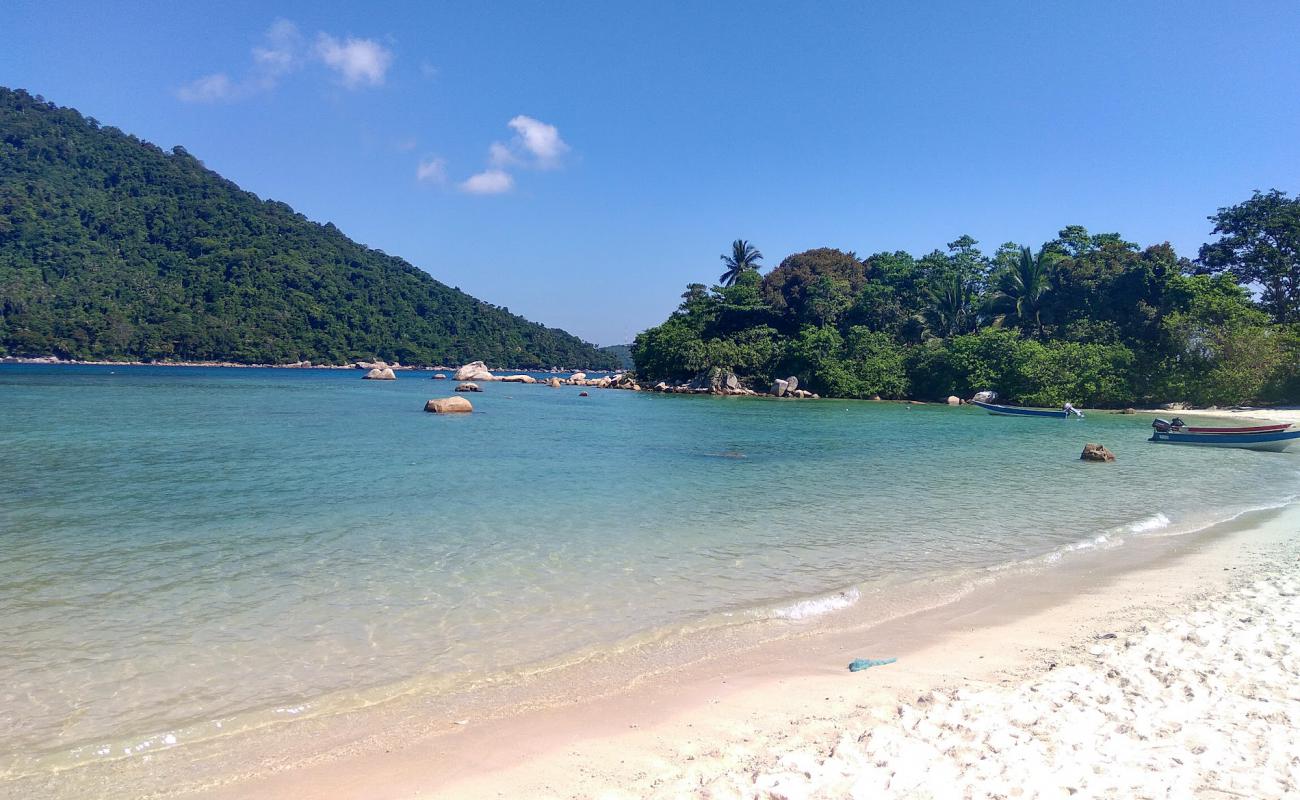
(972, 400, 1083, 419)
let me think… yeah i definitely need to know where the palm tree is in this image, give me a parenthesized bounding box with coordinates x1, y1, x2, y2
(719, 239, 763, 286)
(921, 274, 978, 339)
(988, 246, 1054, 338)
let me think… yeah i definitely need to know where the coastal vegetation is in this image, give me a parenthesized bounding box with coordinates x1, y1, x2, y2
(633, 194, 1300, 406)
(0, 87, 618, 369)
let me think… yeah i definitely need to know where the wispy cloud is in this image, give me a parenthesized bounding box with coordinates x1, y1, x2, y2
(177, 73, 239, 103)
(416, 156, 448, 184)
(177, 19, 393, 102)
(315, 34, 393, 88)
(459, 169, 514, 195)
(250, 18, 303, 80)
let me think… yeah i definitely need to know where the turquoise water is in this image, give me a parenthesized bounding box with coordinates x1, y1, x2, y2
(2, 365, 1297, 787)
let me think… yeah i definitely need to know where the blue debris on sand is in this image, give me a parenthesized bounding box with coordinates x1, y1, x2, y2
(848, 657, 897, 672)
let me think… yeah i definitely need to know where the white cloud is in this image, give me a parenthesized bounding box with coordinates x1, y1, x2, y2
(315, 34, 393, 88)
(177, 73, 238, 103)
(459, 169, 514, 195)
(507, 115, 568, 167)
(416, 156, 448, 184)
(419, 61, 439, 80)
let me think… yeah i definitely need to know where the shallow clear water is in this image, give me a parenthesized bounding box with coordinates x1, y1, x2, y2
(1, 365, 1296, 781)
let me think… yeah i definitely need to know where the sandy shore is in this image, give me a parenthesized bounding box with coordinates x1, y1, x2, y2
(179, 501, 1300, 800)
(1138, 406, 1300, 426)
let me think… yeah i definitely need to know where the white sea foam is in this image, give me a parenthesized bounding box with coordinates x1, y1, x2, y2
(768, 588, 861, 621)
(1044, 534, 1115, 564)
(1127, 512, 1171, 534)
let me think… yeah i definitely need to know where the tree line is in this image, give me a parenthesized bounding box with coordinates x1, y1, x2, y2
(633, 192, 1300, 407)
(0, 87, 619, 369)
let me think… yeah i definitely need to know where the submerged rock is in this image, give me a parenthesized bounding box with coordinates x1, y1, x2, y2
(1081, 443, 1116, 462)
(455, 382, 482, 392)
(425, 396, 473, 413)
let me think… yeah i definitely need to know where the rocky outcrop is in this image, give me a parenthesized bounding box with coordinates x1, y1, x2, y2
(547, 377, 562, 388)
(947, 395, 961, 406)
(771, 378, 789, 397)
(454, 361, 495, 381)
(455, 382, 482, 392)
(569, 372, 587, 383)
(363, 367, 396, 380)
(1081, 443, 1116, 462)
(784, 375, 799, 393)
(501, 375, 537, 384)
(425, 396, 473, 413)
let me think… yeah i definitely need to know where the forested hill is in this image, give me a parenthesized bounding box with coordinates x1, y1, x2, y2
(0, 87, 618, 368)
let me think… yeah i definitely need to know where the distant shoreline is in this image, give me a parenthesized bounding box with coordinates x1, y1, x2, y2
(0, 356, 616, 373)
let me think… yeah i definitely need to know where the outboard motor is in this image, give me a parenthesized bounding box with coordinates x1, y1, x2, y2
(1152, 418, 1172, 433)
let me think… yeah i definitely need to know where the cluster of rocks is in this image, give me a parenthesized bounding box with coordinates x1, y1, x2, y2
(361, 361, 397, 380)
(636, 369, 819, 398)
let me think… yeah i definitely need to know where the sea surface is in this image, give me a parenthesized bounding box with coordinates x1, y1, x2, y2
(2, 365, 1297, 794)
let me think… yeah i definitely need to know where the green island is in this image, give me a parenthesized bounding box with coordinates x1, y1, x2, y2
(0, 87, 618, 370)
(632, 198, 1300, 407)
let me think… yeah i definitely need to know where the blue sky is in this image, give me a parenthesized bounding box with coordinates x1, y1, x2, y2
(4, 2, 1299, 345)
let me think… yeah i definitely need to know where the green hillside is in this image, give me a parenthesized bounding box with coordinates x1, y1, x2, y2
(0, 87, 617, 368)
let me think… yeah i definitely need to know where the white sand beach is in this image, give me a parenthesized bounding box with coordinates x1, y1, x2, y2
(190, 503, 1300, 800)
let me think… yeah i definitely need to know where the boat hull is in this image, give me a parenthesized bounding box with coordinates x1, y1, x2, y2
(1177, 423, 1291, 434)
(972, 400, 1070, 418)
(1149, 429, 1300, 452)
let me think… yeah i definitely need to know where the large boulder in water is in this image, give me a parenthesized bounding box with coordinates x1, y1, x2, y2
(455, 382, 482, 392)
(947, 395, 961, 406)
(501, 374, 537, 384)
(425, 396, 473, 413)
(454, 361, 495, 381)
(1080, 443, 1116, 462)
(363, 367, 396, 380)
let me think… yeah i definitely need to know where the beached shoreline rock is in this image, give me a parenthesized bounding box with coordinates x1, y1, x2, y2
(454, 361, 496, 381)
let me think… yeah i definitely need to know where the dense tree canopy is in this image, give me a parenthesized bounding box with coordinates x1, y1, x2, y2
(0, 87, 618, 368)
(634, 205, 1300, 406)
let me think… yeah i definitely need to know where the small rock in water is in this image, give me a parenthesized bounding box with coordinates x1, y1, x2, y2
(1080, 443, 1115, 462)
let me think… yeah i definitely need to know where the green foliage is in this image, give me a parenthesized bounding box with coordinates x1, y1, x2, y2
(1197, 190, 1300, 323)
(0, 87, 617, 368)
